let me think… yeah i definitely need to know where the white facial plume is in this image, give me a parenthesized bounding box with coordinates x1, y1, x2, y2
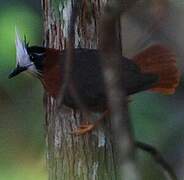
(15, 28, 32, 67)
(8, 28, 39, 78)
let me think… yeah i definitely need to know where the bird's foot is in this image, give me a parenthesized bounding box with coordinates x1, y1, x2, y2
(71, 110, 109, 136)
(71, 123, 95, 136)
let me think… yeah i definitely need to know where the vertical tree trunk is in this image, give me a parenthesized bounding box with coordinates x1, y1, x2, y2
(41, 0, 118, 179)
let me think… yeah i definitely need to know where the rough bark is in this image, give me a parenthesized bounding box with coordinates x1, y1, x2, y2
(41, 0, 118, 179)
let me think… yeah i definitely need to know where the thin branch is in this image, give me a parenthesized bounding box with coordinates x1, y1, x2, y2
(55, 0, 96, 135)
(99, 0, 140, 179)
(136, 141, 178, 180)
(56, 0, 92, 118)
(56, 0, 82, 110)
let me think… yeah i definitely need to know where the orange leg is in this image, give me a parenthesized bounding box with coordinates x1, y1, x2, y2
(72, 110, 109, 135)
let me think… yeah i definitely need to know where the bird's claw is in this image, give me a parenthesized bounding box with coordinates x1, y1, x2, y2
(71, 123, 95, 135)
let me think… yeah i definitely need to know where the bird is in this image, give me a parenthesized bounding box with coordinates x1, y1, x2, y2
(9, 30, 180, 135)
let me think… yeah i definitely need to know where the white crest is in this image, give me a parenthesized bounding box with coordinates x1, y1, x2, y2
(15, 27, 31, 67)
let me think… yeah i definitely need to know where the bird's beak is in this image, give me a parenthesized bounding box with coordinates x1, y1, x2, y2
(8, 66, 27, 79)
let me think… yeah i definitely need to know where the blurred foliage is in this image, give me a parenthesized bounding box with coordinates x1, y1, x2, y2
(0, 1, 46, 180)
(0, 158, 47, 180)
(0, 6, 42, 68)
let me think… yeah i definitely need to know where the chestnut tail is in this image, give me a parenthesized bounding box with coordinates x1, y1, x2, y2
(133, 44, 180, 94)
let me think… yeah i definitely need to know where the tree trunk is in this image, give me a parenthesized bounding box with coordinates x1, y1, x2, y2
(41, 0, 118, 179)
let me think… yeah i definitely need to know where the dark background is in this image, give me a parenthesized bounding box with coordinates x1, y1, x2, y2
(0, 0, 184, 179)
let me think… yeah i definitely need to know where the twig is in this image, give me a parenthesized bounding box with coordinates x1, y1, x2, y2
(56, 0, 82, 110)
(99, 0, 140, 179)
(56, 0, 93, 126)
(136, 141, 178, 180)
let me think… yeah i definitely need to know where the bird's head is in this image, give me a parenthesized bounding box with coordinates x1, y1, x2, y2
(9, 29, 62, 97)
(9, 29, 45, 79)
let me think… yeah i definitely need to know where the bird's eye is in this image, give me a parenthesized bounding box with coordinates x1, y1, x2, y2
(30, 54, 34, 60)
